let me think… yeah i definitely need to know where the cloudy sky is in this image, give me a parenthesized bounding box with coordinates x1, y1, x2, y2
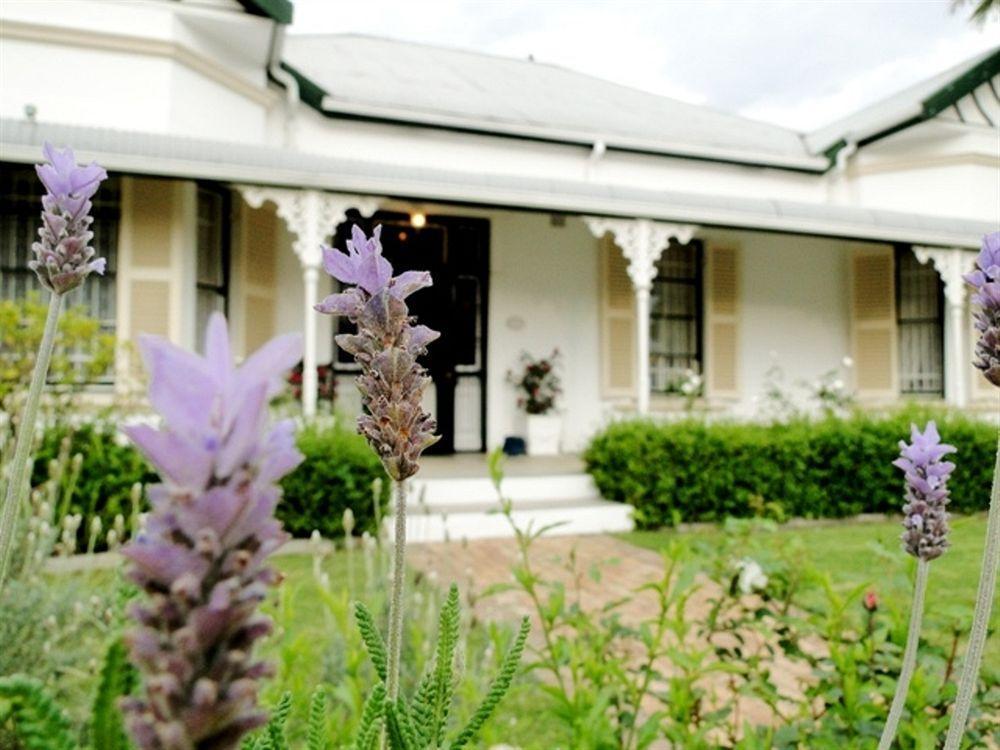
(288, 0, 999, 132)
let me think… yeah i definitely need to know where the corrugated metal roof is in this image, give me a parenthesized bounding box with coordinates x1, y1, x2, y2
(283, 34, 827, 171)
(1, 117, 992, 247)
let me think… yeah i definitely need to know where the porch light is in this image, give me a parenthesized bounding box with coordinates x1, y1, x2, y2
(410, 212, 427, 229)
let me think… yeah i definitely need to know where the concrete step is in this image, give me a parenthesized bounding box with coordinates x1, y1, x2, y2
(399, 498, 634, 543)
(410, 473, 598, 508)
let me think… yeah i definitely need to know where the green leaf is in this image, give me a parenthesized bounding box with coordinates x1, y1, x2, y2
(449, 616, 530, 749)
(354, 683, 386, 750)
(355, 601, 388, 681)
(89, 638, 136, 750)
(0, 674, 76, 750)
(306, 688, 327, 750)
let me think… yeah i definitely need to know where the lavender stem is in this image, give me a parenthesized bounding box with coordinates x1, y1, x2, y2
(944, 420, 1000, 749)
(0, 291, 63, 587)
(878, 558, 929, 750)
(386, 478, 408, 704)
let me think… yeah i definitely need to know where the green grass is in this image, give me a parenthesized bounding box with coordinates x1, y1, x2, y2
(621, 513, 1000, 666)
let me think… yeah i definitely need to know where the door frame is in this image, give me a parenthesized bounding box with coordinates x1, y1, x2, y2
(331, 210, 490, 453)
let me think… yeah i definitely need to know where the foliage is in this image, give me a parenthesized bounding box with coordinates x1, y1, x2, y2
(31, 421, 154, 551)
(88, 638, 135, 750)
(0, 628, 134, 750)
(28, 418, 390, 553)
(507, 349, 562, 415)
(352, 583, 531, 749)
(0, 293, 115, 406)
(279, 420, 390, 539)
(585, 407, 995, 529)
(0, 675, 76, 750)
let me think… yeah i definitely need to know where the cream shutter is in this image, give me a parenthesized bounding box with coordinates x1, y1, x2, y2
(599, 235, 636, 398)
(231, 200, 278, 358)
(704, 242, 740, 399)
(850, 244, 898, 401)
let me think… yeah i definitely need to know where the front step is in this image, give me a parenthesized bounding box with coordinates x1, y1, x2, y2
(397, 473, 634, 543)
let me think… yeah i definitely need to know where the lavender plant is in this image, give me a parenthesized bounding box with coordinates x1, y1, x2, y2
(119, 313, 304, 749)
(0, 143, 107, 587)
(877, 421, 955, 750)
(316, 225, 528, 746)
(315, 224, 439, 705)
(945, 231, 1000, 748)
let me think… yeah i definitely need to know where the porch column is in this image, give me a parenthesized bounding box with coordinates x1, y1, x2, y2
(236, 186, 379, 417)
(914, 246, 977, 408)
(584, 217, 698, 415)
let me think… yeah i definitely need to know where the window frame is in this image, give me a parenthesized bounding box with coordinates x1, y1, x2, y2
(195, 183, 231, 342)
(894, 244, 945, 396)
(649, 239, 704, 394)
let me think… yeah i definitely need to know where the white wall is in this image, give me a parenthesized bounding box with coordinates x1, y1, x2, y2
(486, 213, 602, 452)
(0, 0, 275, 143)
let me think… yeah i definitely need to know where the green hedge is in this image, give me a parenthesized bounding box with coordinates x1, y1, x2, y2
(583, 408, 996, 530)
(278, 421, 390, 539)
(34, 419, 389, 546)
(32, 422, 156, 548)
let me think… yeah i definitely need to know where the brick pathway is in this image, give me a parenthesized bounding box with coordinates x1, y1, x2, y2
(408, 534, 814, 733)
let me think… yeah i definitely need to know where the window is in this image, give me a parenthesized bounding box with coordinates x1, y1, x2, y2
(195, 185, 230, 350)
(0, 163, 120, 329)
(649, 240, 703, 393)
(896, 246, 944, 395)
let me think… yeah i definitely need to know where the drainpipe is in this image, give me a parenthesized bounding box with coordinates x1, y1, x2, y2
(835, 137, 857, 173)
(267, 24, 299, 148)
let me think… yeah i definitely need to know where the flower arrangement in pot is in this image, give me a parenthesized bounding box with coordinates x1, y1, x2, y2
(507, 349, 562, 455)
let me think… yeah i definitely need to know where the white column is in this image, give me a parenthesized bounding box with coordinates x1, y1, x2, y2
(914, 246, 977, 409)
(236, 186, 379, 417)
(584, 217, 698, 415)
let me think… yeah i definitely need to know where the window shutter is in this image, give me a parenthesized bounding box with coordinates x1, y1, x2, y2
(704, 242, 740, 399)
(232, 200, 278, 357)
(599, 235, 636, 398)
(850, 244, 898, 401)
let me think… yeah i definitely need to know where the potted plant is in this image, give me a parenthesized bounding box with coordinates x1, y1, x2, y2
(508, 349, 562, 455)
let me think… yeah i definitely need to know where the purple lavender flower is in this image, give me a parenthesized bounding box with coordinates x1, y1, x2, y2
(316, 225, 439, 480)
(893, 421, 956, 562)
(30, 142, 108, 295)
(120, 313, 303, 750)
(965, 232, 1000, 387)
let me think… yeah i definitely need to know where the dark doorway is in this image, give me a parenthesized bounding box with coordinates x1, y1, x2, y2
(331, 212, 490, 454)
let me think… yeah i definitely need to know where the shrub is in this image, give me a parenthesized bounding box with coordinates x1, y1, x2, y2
(33, 418, 390, 548)
(584, 407, 995, 529)
(279, 420, 390, 538)
(0, 294, 115, 406)
(32, 422, 155, 549)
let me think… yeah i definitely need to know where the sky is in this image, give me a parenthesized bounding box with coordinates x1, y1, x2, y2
(288, 0, 1000, 133)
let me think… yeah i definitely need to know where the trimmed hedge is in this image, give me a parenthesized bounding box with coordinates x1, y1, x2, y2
(32, 422, 156, 548)
(278, 421, 390, 539)
(583, 408, 996, 530)
(34, 419, 389, 546)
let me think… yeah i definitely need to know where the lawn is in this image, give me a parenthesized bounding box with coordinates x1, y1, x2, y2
(622, 513, 1000, 667)
(6, 516, 998, 749)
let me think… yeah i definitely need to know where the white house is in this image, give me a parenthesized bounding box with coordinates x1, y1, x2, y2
(1, 0, 998, 463)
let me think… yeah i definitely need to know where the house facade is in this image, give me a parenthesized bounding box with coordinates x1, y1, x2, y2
(1, 0, 997, 455)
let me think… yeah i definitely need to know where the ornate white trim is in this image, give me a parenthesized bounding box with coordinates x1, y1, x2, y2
(236, 186, 380, 268)
(584, 217, 698, 290)
(913, 246, 976, 308)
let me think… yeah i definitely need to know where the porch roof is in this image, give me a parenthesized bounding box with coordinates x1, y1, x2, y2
(1, 117, 992, 248)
